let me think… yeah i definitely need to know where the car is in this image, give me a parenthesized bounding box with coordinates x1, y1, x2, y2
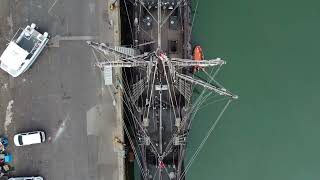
(8, 177, 43, 180)
(0, 23, 49, 77)
(13, 131, 45, 146)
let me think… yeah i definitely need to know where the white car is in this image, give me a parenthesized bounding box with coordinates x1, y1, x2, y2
(0, 23, 49, 77)
(8, 177, 43, 180)
(13, 131, 46, 146)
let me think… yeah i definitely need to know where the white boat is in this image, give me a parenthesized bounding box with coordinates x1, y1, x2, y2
(0, 23, 49, 77)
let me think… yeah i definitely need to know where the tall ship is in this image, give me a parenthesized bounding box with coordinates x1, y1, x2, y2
(88, 0, 238, 179)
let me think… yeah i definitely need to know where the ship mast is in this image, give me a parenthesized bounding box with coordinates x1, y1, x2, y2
(157, 1, 163, 178)
(157, 0, 162, 49)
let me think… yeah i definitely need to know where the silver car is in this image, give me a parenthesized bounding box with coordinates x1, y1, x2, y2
(8, 177, 43, 180)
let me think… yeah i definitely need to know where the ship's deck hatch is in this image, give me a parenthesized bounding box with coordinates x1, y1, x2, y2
(169, 16, 178, 30)
(168, 40, 178, 53)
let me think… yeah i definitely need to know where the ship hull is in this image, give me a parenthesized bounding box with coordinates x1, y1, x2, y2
(120, 1, 193, 180)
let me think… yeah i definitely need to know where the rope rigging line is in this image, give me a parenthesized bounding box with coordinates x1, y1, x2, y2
(187, 0, 200, 43)
(144, 61, 159, 122)
(123, 109, 148, 180)
(136, 0, 159, 24)
(87, 0, 239, 177)
(123, 0, 134, 43)
(197, 96, 229, 112)
(161, 60, 179, 124)
(118, 80, 161, 157)
(115, 80, 162, 170)
(94, 58, 149, 178)
(179, 99, 232, 180)
(160, 0, 188, 27)
(91, 47, 161, 159)
(163, 67, 218, 155)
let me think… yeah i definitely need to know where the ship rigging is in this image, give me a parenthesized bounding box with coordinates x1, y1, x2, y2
(88, 0, 238, 179)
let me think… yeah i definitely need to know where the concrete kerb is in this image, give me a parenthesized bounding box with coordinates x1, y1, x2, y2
(108, 0, 125, 180)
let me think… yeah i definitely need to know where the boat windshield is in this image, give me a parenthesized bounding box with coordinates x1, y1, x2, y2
(18, 135, 23, 145)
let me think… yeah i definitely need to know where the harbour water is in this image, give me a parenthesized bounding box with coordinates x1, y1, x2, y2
(187, 0, 320, 180)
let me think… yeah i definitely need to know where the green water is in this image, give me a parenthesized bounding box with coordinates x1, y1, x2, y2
(187, 1, 320, 180)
